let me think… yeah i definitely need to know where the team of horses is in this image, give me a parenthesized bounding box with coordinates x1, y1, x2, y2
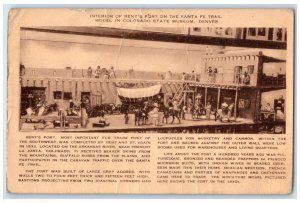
(87, 101, 232, 125)
(133, 104, 181, 126)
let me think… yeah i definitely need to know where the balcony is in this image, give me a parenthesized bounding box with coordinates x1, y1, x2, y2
(261, 74, 286, 89)
(21, 68, 286, 90)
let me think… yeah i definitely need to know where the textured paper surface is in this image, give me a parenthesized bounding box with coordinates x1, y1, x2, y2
(7, 9, 294, 194)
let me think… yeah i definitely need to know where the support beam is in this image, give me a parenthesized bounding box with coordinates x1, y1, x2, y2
(254, 89, 262, 122)
(204, 87, 208, 107)
(48, 80, 51, 102)
(234, 88, 239, 120)
(217, 87, 221, 110)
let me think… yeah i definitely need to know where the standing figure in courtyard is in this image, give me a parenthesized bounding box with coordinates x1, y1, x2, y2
(171, 99, 181, 124)
(205, 102, 212, 120)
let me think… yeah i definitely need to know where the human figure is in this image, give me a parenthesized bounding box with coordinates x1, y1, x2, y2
(109, 66, 116, 79)
(215, 101, 228, 122)
(162, 106, 170, 124)
(36, 98, 44, 115)
(121, 102, 129, 124)
(207, 67, 213, 83)
(151, 103, 159, 126)
(277, 95, 285, 113)
(262, 103, 274, 120)
(264, 103, 272, 112)
(193, 103, 200, 119)
(98, 110, 110, 126)
(205, 102, 212, 120)
(83, 96, 90, 112)
(95, 66, 101, 78)
(243, 71, 250, 85)
(173, 99, 179, 111)
(165, 71, 172, 80)
(25, 94, 35, 117)
(27, 93, 34, 108)
(221, 101, 229, 116)
(168, 97, 174, 110)
(276, 29, 283, 41)
(37, 101, 46, 116)
(124, 113, 129, 124)
(171, 99, 181, 124)
(213, 67, 218, 83)
(181, 104, 187, 120)
(141, 102, 149, 124)
(128, 68, 135, 79)
(87, 67, 93, 78)
(102, 68, 109, 79)
(69, 99, 74, 110)
(191, 70, 196, 81)
(181, 72, 186, 81)
(187, 97, 193, 113)
(228, 103, 235, 119)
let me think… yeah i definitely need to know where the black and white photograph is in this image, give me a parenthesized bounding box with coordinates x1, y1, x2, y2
(19, 26, 287, 133)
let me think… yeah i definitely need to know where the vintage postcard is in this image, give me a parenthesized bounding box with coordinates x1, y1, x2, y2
(7, 9, 294, 194)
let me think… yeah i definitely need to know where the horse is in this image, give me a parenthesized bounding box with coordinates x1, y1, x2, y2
(134, 107, 147, 126)
(162, 106, 170, 124)
(170, 108, 181, 124)
(192, 105, 201, 119)
(214, 108, 230, 122)
(162, 105, 181, 124)
(88, 105, 103, 117)
(192, 104, 206, 119)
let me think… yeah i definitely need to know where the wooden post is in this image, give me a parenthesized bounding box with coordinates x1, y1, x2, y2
(193, 92, 195, 106)
(257, 52, 264, 86)
(204, 87, 208, 106)
(60, 112, 63, 128)
(81, 107, 87, 127)
(254, 89, 262, 122)
(217, 87, 221, 109)
(75, 81, 78, 101)
(48, 80, 51, 102)
(234, 88, 239, 120)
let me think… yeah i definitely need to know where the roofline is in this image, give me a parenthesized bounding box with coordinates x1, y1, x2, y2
(21, 26, 287, 50)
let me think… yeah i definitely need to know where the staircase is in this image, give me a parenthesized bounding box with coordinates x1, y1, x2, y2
(172, 83, 189, 106)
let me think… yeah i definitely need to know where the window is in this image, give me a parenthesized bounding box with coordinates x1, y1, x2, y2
(284, 31, 287, 42)
(268, 28, 274, 40)
(225, 28, 233, 36)
(53, 91, 62, 100)
(247, 65, 254, 74)
(215, 27, 223, 35)
(275, 28, 283, 41)
(257, 28, 266, 36)
(248, 28, 256, 36)
(193, 27, 201, 32)
(63, 92, 72, 100)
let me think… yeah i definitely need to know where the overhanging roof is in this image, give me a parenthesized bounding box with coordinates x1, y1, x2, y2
(117, 84, 161, 99)
(262, 55, 286, 63)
